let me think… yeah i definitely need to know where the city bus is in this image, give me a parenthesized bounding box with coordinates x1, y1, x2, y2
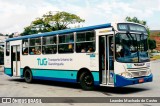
(4, 22, 153, 90)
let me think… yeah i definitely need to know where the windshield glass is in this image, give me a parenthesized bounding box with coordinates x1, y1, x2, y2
(115, 33, 149, 63)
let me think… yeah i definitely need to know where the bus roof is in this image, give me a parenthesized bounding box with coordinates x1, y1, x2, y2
(6, 23, 111, 42)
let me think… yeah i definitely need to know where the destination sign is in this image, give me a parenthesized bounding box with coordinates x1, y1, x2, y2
(118, 23, 147, 33)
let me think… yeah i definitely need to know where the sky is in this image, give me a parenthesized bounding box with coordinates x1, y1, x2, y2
(0, 0, 160, 34)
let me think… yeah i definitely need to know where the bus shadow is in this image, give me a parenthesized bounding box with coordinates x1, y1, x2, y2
(8, 78, 150, 94)
(33, 79, 82, 89)
(8, 78, 81, 89)
(95, 86, 150, 95)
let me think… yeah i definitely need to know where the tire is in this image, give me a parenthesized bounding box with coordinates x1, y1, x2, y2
(79, 72, 94, 90)
(24, 69, 33, 83)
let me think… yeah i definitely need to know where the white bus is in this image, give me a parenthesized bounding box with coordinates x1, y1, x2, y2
(4, 22, 153, 90)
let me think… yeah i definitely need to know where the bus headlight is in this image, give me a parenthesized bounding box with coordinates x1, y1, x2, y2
(120, 72, 133, 78)
(147, 69, 152, 76)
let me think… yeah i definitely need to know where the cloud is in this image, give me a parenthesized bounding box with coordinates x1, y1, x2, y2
(0, 0, 159, 34)
(0, 0, 60, 34)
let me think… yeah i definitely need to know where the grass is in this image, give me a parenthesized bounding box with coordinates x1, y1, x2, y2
(150, 55, 160, 61)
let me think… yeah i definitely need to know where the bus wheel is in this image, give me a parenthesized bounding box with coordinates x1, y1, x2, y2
(80, 72, 94, 90)
(24, 69, 33, 83)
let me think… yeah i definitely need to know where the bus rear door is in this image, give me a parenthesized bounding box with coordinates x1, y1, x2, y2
(11, 45, 21, 77)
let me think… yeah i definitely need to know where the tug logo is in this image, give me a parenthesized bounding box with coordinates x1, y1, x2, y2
(37, 58, 48, 66)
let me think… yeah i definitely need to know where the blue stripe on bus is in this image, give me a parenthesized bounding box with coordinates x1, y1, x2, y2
(6, 23, 111, 41)
(4, 68, 12, 76)
(33, 76, 77, 83)
(33, 76, 99, 86)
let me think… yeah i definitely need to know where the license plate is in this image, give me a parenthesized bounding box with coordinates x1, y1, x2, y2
(139, 79, 144, 83)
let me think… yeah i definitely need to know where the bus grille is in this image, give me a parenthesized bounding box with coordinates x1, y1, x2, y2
(127, 67, 149, 77)
(130, 71, 148, 77)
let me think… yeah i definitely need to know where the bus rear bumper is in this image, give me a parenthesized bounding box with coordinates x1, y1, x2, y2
(114, 74, 153, 87)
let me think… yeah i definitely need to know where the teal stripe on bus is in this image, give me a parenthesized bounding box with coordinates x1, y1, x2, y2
(4, 68, 12, 76)
(20, 68, 99, 82)
(92, 71, 99, 81)
(20, 68, 24, 77)
(31, 69, 77, 80)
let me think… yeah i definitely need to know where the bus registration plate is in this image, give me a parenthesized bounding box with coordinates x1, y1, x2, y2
(139, 79, 144, 83)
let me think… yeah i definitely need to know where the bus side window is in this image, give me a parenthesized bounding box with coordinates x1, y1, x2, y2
(42, 36, 57, 54)
(76, 31, 95, 53)
(58, 33, 74, 53)
(6, 42, 10, 56)
(29, 38, 41, 55)
(23, 48, 28, 55)
(22, 39, 28, 55)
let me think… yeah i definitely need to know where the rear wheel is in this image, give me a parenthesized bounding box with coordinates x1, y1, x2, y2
(24, 69, 33, 83)
(79, 72, 94, 90)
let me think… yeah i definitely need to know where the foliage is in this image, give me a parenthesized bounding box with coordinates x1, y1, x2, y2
(0, 33, 3, 36)
(21, 11, 85, 35)
(126, 16, 147, 25)
(148, 39, 156, 50)
(3, 33, 14, 38)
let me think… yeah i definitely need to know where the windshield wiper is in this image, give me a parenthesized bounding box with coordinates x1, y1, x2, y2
(140, 33, 145, 51)
(126, 31, 133, 45)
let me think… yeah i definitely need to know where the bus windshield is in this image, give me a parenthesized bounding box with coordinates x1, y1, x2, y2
(115, 33, 150, 63)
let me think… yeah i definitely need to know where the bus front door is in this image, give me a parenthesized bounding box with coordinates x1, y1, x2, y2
(11, 45, 21, 77)
(99, 35, 114, 86)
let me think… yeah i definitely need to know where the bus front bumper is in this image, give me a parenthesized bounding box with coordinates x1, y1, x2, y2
(114, 74, 153, 87)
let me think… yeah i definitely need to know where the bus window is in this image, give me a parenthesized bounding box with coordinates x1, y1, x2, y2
(6, 42, 10, 56)
(22, 39, 29, 55)
(76, 31, 95, 53)
(58, 33, 74, 53)
(42, 36, 57, 54)
(29, 38, 41, 55)
(0, 46, 4, 65)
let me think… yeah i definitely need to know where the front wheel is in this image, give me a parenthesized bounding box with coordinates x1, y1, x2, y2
(80, 72, 94, 90)
(24, 69, 33, 83)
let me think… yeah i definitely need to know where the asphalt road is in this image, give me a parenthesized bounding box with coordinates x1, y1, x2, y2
(0, 60, 160, 106)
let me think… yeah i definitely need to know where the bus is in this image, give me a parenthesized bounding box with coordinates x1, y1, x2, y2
(4, 22, 153, 90)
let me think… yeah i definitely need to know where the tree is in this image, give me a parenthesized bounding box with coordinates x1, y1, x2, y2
(0, 33, 3, 36)
(125, 16, 146, 25)
(4, 33, 14, 38)
(21, 11, 85, 35)
(148, 39, 156, 50)
(125, 16, 156, 50)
